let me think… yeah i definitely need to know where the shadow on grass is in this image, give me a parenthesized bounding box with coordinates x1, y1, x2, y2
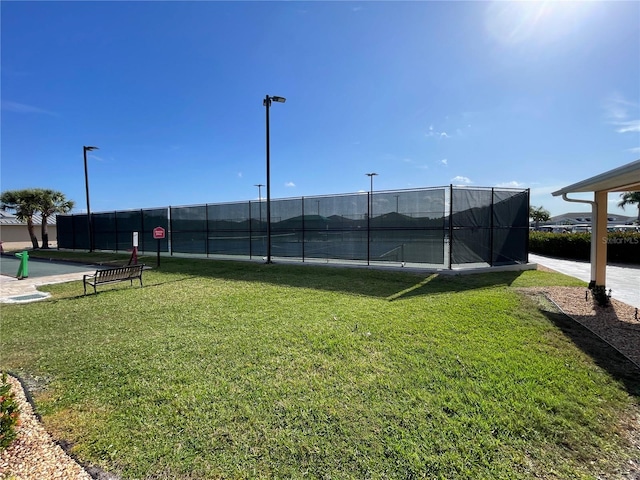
(28, 251, 530, 300)
(45, 275, 198, 302)
(539, 306, 640, 398)
(145, 257, 530, 300)
(388, 270, 526, 301)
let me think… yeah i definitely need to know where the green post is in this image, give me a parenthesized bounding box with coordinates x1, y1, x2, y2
(15, 251, 29, 279)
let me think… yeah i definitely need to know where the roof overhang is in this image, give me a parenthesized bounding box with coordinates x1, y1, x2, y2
(552, 159, 640, 196)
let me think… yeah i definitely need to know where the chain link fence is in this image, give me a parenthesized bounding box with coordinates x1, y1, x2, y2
(57, 186, 529, 268)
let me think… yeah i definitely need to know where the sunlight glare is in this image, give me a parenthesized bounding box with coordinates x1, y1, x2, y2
(485, 1, 596, 47)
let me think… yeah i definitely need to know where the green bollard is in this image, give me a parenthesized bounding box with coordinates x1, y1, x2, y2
(15, 251, 29, 279)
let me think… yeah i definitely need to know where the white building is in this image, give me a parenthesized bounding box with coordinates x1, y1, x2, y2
(0, 211, 58, 251)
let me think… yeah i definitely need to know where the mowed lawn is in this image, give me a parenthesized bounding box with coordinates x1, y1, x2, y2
(2, 254, 639, 479)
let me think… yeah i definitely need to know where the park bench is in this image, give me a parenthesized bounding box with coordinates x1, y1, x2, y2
(83, 264, 145, 295)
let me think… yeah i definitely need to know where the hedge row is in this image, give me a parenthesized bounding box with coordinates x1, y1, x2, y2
(529, 231, 640, 264)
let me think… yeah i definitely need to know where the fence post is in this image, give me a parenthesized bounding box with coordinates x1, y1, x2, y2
(490, 188, 495, 267)
(367, 192, 371, 266)
(249, 201, 253, 259)
(448, 185, 453, 269)
(301, 197, 305, 262)
(140, 209, 145, 253)
(169, 207, 174, 256)
(205, 204, 210, 258)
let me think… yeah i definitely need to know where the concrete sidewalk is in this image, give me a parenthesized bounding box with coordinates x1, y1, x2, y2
(0, 271, 93, 303)
(529, 253, 640, 308)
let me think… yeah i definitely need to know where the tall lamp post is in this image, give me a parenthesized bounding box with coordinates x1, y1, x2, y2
(83, 145, 99, 252)
(366, 172, 378, 216)
(254, 183, 264, 225)
(264, 94, 286, 264)
(365, 172, 378, 265)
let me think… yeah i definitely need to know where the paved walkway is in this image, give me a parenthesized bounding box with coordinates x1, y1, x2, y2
(0, 255, 97, 303)
(529, 253, 640, 308)
(0, 271, 93, 303)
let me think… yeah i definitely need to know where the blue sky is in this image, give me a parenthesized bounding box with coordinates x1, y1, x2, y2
(2, 1, 639, 217)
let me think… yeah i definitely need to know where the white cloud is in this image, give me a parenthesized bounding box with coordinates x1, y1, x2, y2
(1, 100, 56, 116)
(604, 93, 639, 136)
(615, 120, 640, 134)
(495, 181, 525, 188)
(604, 93, 636, 120)
(238, 172, 243, 178)
(285, 181, 296, 187)
(426, 124, 450, 139)
(627, 146, 640, 154)
(440, 159, 448, 166)
(451, 176, 472, 185)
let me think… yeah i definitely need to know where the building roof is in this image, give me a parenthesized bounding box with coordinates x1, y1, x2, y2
(549, 212, 635, 225)
(0, 211, 57, 226)
(552, 159, 640, 196)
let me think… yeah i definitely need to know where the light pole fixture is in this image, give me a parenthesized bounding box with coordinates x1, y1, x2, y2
(254, 183, 264, 225)
(264, 94, 286, 264)
(254, 183, 264, 201)
(366, 172, 378, 214)
(83, 145, 99, 252)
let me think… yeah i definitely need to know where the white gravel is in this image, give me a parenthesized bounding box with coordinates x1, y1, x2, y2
(0, 375, 92, 480)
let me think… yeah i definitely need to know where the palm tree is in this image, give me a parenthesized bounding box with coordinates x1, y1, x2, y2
(529, 205, 550, 230)
(617, 191, 640, 224)
(0, 189, 41, 249)
(36, 189, 75, 249)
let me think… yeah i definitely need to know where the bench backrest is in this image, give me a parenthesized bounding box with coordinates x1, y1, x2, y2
(97, 265, 144, 281)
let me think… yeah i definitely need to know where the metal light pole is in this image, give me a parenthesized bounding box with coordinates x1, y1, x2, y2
(264, 94, 286, 264)
(366, 172, 378, 216)
(365, 172, 378, 266)
(254, 183, 264, 225)
(83, 146, 99, 252)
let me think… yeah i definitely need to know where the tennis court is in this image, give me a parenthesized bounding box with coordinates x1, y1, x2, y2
(0, 253, 97, 279)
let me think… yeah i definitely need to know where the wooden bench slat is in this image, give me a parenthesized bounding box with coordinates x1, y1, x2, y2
(83, 264, 145, 295)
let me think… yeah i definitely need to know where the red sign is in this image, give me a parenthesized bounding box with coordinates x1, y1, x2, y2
(153, 227, 166, 239)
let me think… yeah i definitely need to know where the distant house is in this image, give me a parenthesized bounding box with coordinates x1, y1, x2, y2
(549, 212, 635, 225)
(0, 211, 57, 251)
(531, 211, 635, 229)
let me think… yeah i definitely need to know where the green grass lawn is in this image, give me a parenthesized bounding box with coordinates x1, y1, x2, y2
(2, 253, 639, 479)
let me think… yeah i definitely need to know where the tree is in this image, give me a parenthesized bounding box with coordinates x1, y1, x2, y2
(617, 191, 640, 224)
(0, 189, 41, 249)
(36, 189, 74, 249)
(1, 188, 75, 249)
(529, 205, 551, 230)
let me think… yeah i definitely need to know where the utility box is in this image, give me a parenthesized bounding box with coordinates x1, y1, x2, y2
(15, 251, 29, 279)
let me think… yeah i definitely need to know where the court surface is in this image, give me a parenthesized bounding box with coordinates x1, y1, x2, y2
(0, 254, 98, 279)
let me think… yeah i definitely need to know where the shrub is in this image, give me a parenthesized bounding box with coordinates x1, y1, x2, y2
(0, 372, 20, 451)
(529, 231, 640, 264)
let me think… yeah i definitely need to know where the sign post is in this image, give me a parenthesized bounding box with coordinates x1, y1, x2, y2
(153, 227, 166, 268)
(128, 232, 139, 265)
